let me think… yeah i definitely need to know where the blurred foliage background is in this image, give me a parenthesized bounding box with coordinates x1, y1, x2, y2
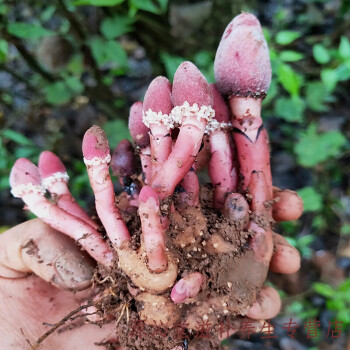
(0, 0, 349, 349)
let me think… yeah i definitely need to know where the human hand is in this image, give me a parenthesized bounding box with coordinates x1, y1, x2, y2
(0, 219, 124, 349)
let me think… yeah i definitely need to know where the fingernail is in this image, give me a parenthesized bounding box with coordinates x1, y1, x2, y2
(54, 252, 94, 290)
(247, 301, 261, 318)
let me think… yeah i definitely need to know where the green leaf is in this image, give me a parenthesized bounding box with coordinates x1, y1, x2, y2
(0, 176, 9, 191)
(275, 30, 301, 45)
(0, 139, 9, 169)
(305, 81, 329, 112)
(262, 28, 271, 44)
(65, 76, 84, 94)
(321, 68, 338, 92)
(285, 237, 297, 247)
(299, 234, 315, 247)
(90, 38, 128, 68)
(313, 282, 334, 298)
(160, 52, 185, 81)
(45, 81, 73, 105)
(194, 50, 213, 68)
(0, 4, 8, 15)
(40, 5, 56, 22)
(286, 301, 303, 314)
(0, 39, 8, 62)
(279, 50, 304, 62)
(14, 146, 39, 159)
(262, 78, 277, 106)
(129, 0, 168, 14)
(336, 62, 350, 81)
(73, 0, 125, 6)
(313, 44, 331, 64)
(274, 96, 305, 122)
(294, 124, 347, 167)
(337, 309, 350, 324)
(327, 297, 346, 311)
(8, 22, 54, 39)
(277, 63, 301, 95)
(194, 51, 214, 83)
(339, 36, 350, 60)
(2, 129, 34, 146)
(338, 278, 350, 293)
(297, 186, 322, 212)
(103, 120, 130, 150)
(0, 226, 10, 233)
(341, 224, 350, 235)
(101, 16, 134, 40)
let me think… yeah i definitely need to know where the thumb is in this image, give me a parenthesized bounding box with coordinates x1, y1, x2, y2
(0, 219, 95, 291)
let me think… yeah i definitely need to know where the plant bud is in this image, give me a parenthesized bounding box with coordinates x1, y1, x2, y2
(172, 61, 213, 107)
(128, 101, 150, 148)
(82, 125, 110, 160)
(38, 151, 66, 178)
(110, 139, 137, 177)
(143, 76, 172, 115)
(214, 13, 271, 98)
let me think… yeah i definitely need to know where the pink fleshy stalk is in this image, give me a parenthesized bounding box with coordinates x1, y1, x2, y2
(230, 98, 272, 196)
(138, 186, 167, 273)
(143, 77, 173, 178)
(208, 84, 237, 208)
(82, 126, 131, 248)
(151, 62, 213, 199)
(248, 171, 273, 264)
(128, 101, 152, 184)
(38, 151, 99, 229)
(10, 158, 113, 266)
(214, 13, 273, 197)
(178, 167, 200, 207)
(171, 272, 204, 304)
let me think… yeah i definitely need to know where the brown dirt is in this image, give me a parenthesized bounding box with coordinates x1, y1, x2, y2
(81, 185, 270, 350)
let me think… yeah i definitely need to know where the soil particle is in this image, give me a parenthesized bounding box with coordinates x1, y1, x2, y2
(22, 239, 39, 256)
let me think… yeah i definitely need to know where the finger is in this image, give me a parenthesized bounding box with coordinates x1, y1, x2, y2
(269, 233, 301, 274)
(0, 219, 94, 291)
(272, 187, 303, 222)
(248, 172, 274, 264)
(223, 192, 249, 230)
(246, 286, 281, 319)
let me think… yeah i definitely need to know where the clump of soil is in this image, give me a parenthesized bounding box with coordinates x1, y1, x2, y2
(85, 185, 269, 350)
